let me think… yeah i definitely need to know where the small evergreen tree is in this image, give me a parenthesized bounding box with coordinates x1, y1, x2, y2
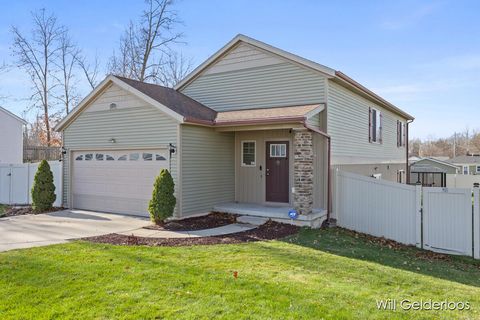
(31, 160, 56, 212)
(148, 169, 176, 224)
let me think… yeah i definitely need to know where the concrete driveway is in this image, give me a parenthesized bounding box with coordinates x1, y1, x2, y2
(0, 210, 150, 252)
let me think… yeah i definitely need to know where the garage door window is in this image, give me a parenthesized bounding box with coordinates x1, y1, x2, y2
(129, 153, 139, 161)
(75, 152, 167, 162)
(143, 153, 153, 161)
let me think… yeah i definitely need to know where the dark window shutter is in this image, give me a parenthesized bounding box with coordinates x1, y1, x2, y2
(379, 112, 383, 144)
(397, 120, 400, 147)
(368, 107, 372, 143)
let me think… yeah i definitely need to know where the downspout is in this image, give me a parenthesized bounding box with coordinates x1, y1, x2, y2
(303, 122, 332, 223)
(406, 119, 414, 183)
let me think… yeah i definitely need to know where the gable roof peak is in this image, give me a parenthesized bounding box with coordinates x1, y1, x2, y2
(0, 106, 27, 125)
(175, 33, 414, 120)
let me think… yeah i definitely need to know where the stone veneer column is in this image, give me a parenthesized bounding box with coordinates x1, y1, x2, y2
(293, 129, 314, 215)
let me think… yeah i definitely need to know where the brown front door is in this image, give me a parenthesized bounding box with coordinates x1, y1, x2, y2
(266, 141, 289, 203)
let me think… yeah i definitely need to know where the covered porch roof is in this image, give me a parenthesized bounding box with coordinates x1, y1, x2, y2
(212, 103, 324, 131)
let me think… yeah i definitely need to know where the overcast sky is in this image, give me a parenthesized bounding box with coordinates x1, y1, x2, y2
(0, 0, 478, 140)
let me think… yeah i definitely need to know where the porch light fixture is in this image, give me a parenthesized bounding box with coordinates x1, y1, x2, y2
(169, 143, 176, 155)
(109, 138, 116, 143)
(110, 103, 117, 110)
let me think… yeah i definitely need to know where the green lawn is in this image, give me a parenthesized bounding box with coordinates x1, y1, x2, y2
(1, 228, 479, 319)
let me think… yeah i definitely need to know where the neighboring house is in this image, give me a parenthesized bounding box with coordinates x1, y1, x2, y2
(430, 156, 450, 162)
(0, 107, 26, 163)
(447, 155, 480, 175)
(408, 156, 422, 165)
(54, 34, 413, 226)
(409, 158, 458, 187)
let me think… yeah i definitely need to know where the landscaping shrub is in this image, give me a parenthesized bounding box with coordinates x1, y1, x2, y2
(148, 169, 176, 224)
(31, 160, 56, 212)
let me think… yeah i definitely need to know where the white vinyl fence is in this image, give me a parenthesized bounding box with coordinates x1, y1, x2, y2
(0, 161, 62, 207)
(335, 170, 480, 258)
(335, 170, 421, 246)
(423, 187, 473, 256)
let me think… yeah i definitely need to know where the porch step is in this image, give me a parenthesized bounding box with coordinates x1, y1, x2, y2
(237, 215, 269, 226)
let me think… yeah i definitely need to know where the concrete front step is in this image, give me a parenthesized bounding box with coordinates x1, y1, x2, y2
(214, 202, 328, 228)
(237, 215, 269, 226)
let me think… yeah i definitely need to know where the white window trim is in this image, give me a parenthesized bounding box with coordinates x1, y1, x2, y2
(463, 165, 469, 175)
(241, 140, 256, 167)
(370, 107, 382, 144)
(269, 143, 287, 158)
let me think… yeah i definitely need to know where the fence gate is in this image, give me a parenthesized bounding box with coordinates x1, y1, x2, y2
(423, 187, 473, 256)
(0, 162, 62, 207)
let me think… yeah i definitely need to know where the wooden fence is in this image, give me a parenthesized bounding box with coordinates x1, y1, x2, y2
(23, 146, 61, 162)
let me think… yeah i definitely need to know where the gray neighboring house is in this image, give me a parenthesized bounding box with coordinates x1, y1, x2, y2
(409, 158, 458, 187)
(54, 34, 414, 226)
(447, 155, 480, 175)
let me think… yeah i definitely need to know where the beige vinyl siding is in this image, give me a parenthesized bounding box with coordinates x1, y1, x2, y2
(327, 81, 407, 165)
(204, 42, 283, 75)
(181, 62, 327, 112)
(235, 129, 294, 204)
(333, 163, 406, 183)
(305, 112, 326, 131)
(62, 84, 179, 208)
(180, 125, 235, 216)
(83, 83, 145, 112)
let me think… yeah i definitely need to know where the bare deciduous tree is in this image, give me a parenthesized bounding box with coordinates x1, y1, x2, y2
(11, 9, 64, 146)
(55, 32, 81, 114)
(108, 0, 183, 84)
(78, 52, 100, 89)
(158, 51, 192, 87)
(409, 128, 480, 158)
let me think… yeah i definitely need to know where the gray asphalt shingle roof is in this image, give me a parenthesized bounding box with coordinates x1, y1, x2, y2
(115, 76, 218, 123)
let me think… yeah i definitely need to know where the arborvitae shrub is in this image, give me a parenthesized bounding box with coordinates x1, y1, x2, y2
(31, 160, 56, 212)
(148, 169, 176, 224)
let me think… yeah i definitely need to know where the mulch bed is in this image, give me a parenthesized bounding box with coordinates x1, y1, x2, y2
(144, 212, 237, 231)
(0, 206, 64, 218)
(84, 220, 300, 247)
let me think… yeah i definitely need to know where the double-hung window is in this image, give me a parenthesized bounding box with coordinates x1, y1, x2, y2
(369, 107, 382, 143)
(241, 141, 256, 167)
(463, 165, 469, 175)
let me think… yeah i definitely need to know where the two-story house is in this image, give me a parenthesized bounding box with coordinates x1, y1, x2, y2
(55, 35, 414, 227)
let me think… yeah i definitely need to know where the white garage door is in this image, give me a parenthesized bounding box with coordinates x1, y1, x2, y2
(72, 149, 169, 216)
